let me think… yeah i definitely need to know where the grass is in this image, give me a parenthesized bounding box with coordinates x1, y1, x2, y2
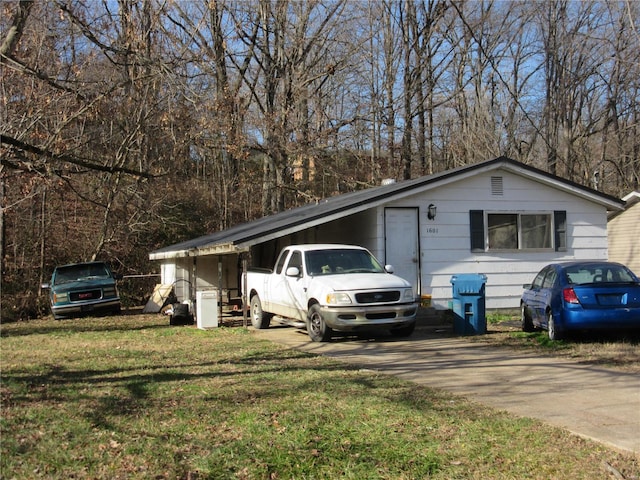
(482, 313, 640, 373)
(2, 314, 639, 479)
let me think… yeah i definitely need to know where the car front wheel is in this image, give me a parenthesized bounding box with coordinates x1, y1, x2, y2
(307, 304, 332, 342)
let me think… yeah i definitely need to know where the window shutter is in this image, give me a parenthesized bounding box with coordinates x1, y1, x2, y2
(554, 211, 567, 252)
(470, 210, 485, 252)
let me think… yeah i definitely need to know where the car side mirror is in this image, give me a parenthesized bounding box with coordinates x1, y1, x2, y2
(286, 267, 300, 277)
(384, 265, 394, 274)
(113, 273, 123, 280)
(522, 283, 532, 289)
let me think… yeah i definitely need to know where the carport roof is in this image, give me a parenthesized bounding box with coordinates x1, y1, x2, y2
(149, 156, 624, 260)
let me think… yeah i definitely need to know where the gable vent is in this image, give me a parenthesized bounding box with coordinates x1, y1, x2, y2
(491, 176, 504, 196)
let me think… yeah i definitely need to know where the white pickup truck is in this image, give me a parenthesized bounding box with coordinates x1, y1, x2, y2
(246, 244, 418, 341)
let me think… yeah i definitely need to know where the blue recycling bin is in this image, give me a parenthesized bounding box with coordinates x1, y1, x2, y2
(450, 274, 487, 335)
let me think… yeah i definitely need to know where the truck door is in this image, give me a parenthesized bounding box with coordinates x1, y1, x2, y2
(281, 250, 309, 321)
(265, 248, 290, 313)
(268, 249, 307, 321)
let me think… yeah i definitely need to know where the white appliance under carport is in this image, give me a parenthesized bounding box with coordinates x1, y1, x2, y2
(196, 290, 218, 329)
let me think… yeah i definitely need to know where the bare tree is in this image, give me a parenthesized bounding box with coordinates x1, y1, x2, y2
(162, 0, 259, 227)
(1, 1, 189, 316)
(380, 0, 401, 175)
(400, 0, 416, 180)
(232, 0, 349, 214)
(0, 0, 33, 282)
(412, 0, 451, 175)
(597, 0, 640, 195)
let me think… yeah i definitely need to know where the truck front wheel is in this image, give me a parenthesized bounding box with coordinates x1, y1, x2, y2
(307, 304, 332, 342)
(250, 295, 272, 329)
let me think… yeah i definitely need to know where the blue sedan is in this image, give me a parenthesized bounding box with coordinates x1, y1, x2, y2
(521, 261, 640, 340)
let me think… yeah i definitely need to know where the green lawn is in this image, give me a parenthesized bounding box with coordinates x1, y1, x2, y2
(1, 315, 638, 479)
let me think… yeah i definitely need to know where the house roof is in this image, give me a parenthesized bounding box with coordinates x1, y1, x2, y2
(150, 156, 624, 260)
(608, 191, 640, 220)
(622, 191, 640, 202)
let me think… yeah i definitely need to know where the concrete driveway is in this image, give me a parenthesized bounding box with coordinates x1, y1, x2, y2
(253, 322, 640, 456)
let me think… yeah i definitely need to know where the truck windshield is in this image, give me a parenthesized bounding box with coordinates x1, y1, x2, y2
(306, 249, 385, 275)
(54, 263, 110, 284)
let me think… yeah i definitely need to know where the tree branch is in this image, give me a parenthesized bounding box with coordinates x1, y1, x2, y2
(0, 0, 33, 59)
(1, 134, 160, 178)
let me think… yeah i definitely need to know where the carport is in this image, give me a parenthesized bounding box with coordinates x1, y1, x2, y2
(148, 186, 395, 323)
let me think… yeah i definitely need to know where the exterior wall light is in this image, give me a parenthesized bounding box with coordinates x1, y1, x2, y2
(427, 203, 437, 220)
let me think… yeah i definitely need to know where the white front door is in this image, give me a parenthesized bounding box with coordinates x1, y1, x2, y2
(384, 208, 420, 293)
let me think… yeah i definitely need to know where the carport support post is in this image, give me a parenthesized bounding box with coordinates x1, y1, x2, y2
(241, 253, 248, 328)
(218, 256, 223, 323)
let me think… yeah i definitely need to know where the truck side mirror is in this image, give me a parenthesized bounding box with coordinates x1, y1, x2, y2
(286, 267, 300, 277)
(384, 265, 394, 274)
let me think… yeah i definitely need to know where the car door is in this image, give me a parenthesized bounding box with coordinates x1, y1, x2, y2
(528, 268, 550, 322)
(538, 267, 558, 328)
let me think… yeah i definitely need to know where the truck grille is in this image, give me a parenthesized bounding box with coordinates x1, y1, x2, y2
(70, 290, 102, 301)
(355, 291, 400, 303)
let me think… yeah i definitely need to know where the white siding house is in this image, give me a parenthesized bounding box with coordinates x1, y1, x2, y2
(150, 157, 624, 311)
(381, 170, 613, 309)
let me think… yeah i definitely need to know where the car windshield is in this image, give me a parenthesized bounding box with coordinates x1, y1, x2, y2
(305, 249, 385, 275)
(54, 264, 110, 284)
(564, 264, 636, 285)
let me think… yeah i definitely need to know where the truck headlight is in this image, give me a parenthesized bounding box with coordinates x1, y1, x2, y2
(326, 292, 352, 305)
(103, 286, 117, 297)
(403, 289, 415, 302)
(53, 292, 68, 303)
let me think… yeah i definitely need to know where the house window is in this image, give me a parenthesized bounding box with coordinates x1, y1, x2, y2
(488, 214, 518, 249)
(520, 214, 552, 249)
(470, 210, 566, 252)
